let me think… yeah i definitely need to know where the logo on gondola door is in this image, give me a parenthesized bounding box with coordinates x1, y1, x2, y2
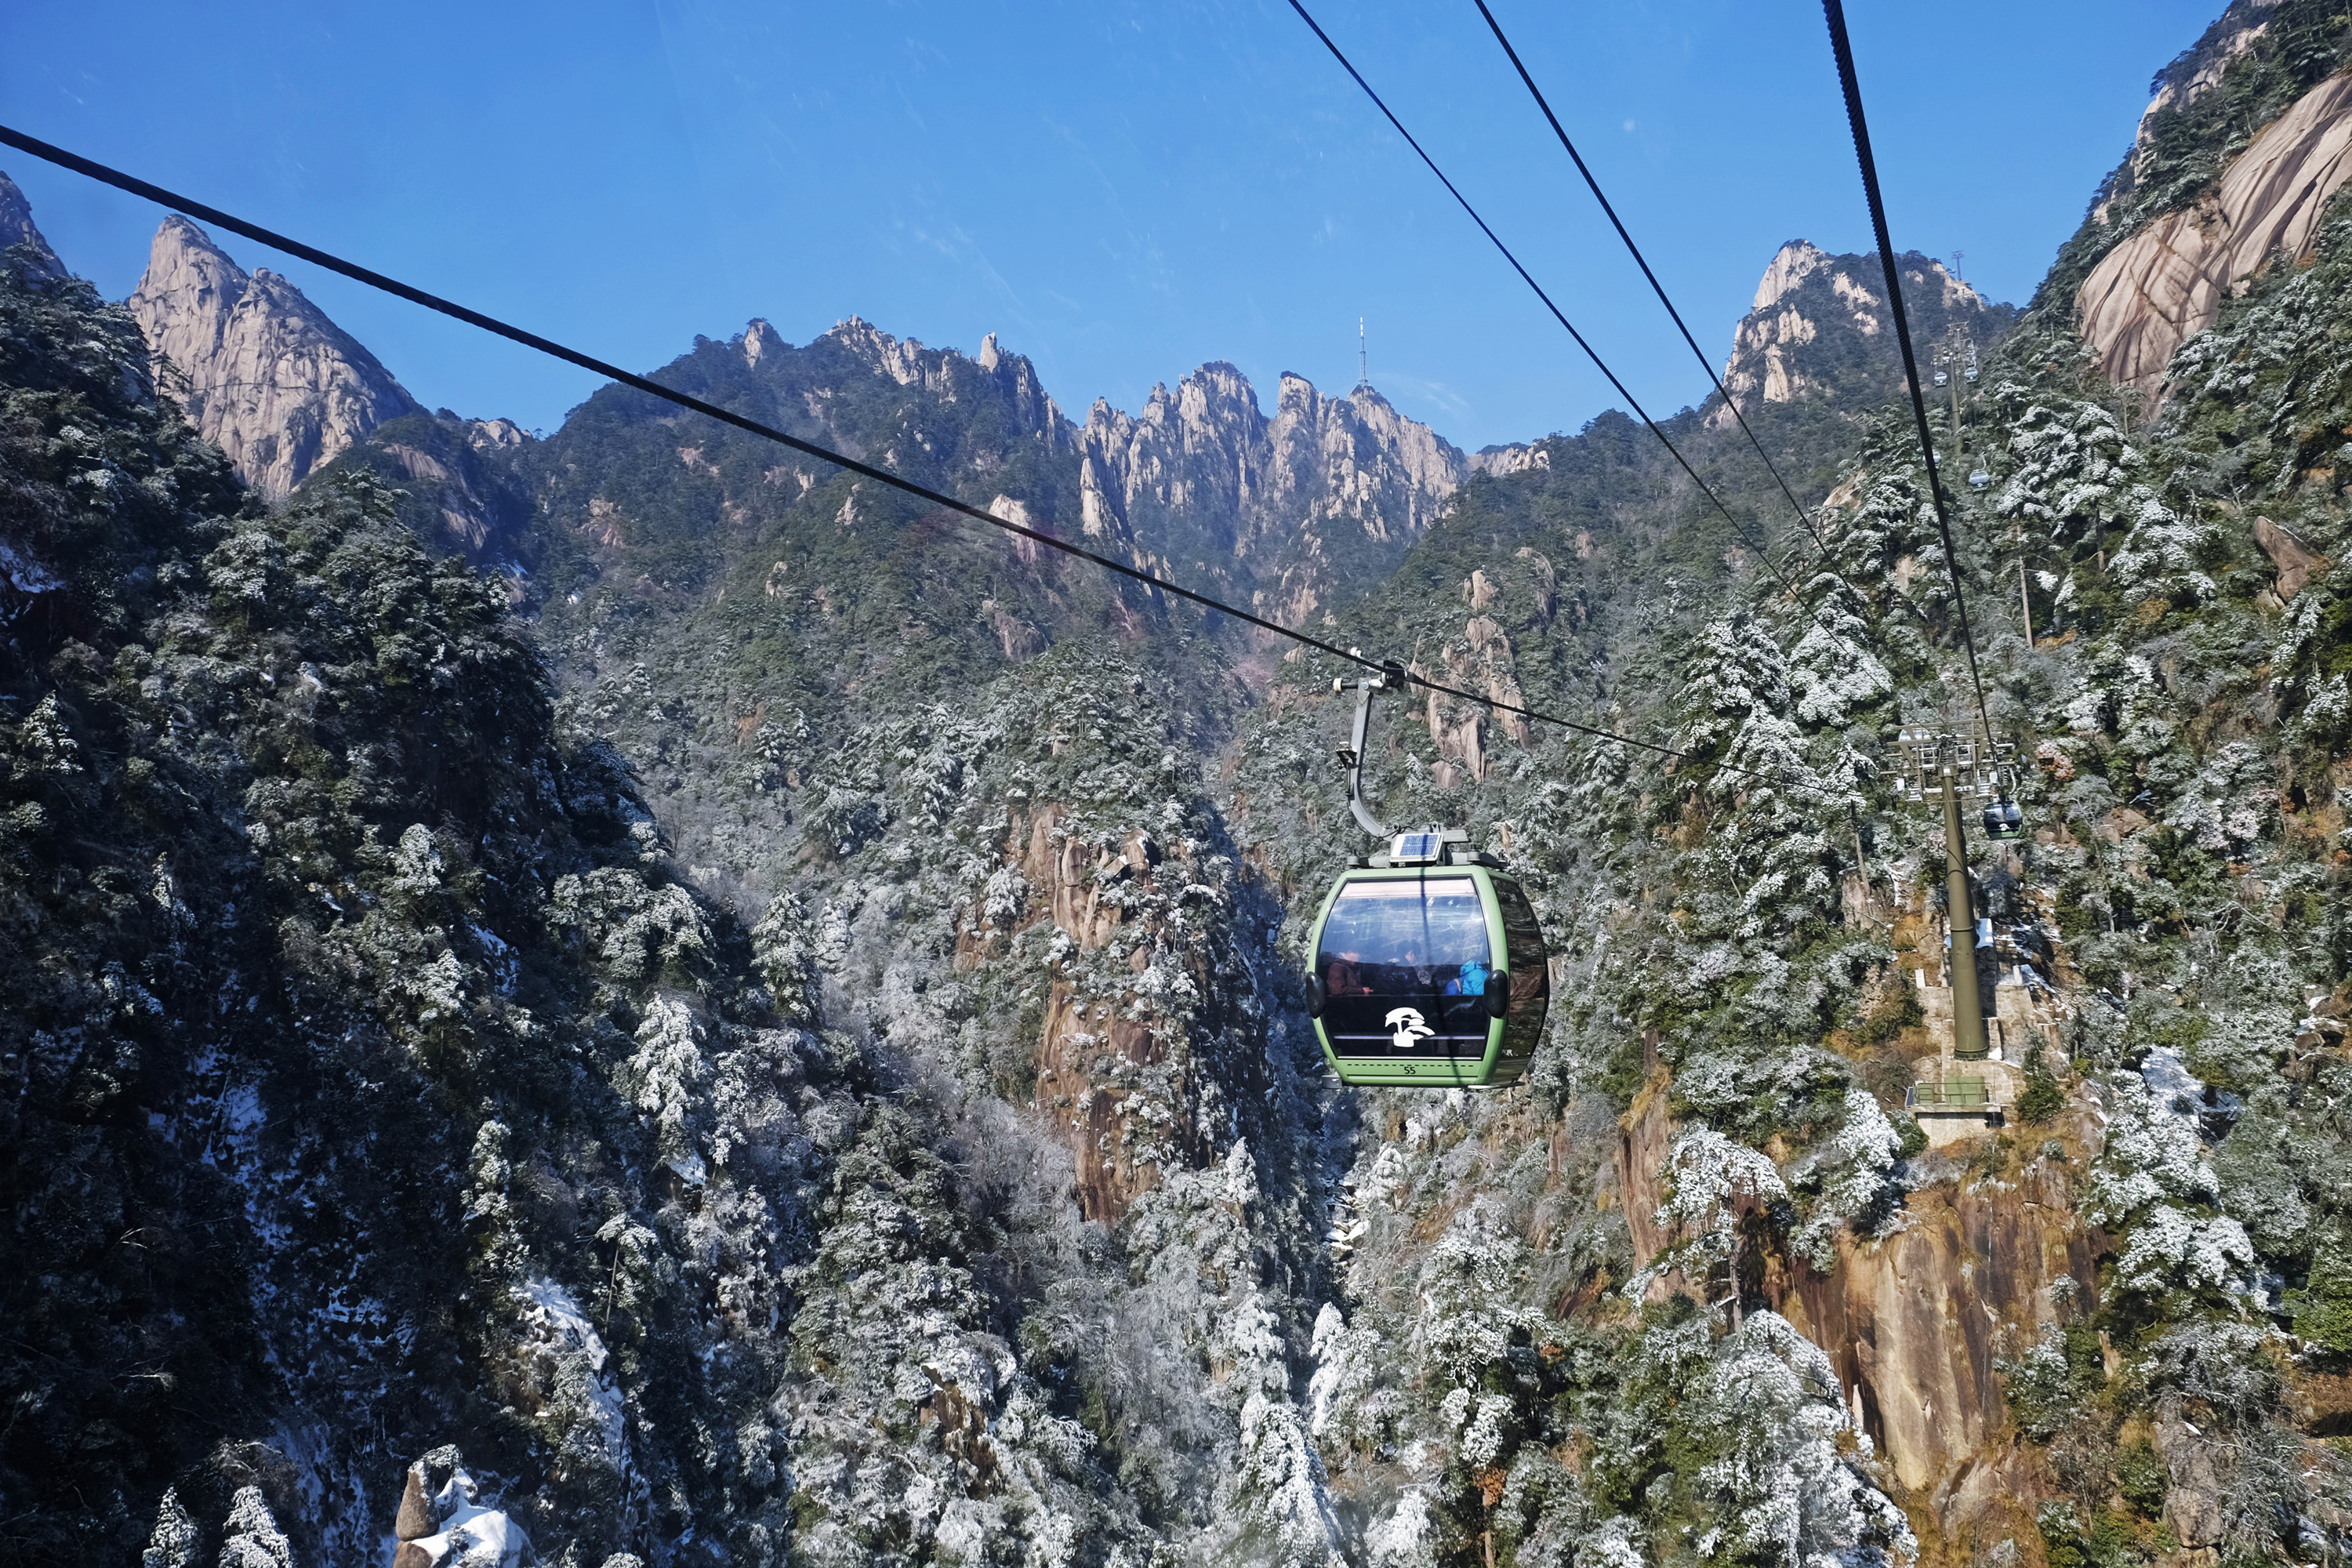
(1384, 1007, 1436, 1049)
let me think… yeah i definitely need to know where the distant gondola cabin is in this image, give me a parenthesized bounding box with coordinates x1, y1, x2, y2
(1305, 833, 1550, 1088)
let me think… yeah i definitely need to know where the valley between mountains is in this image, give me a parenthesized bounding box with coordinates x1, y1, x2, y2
(4, 4, 2352, 1566)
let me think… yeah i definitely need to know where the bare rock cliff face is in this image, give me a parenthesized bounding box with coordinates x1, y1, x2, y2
(129, 216, 421, 499)
(2078, 69, 2352, 399)
(1711, 241, 2012, 429)
(938, 793, 1276, 1227)
(1774, 1160, 2107, 1507)
(1618, 1069, 2111, 1545)
(351, 414, 539, 564)
(1080, 363, 1467, 628)
(0, 172, 64, 279)
(1080, 363, 1267, 554)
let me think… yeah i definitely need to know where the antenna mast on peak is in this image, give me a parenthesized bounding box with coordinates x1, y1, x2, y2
(1357, 317, 1367, 389)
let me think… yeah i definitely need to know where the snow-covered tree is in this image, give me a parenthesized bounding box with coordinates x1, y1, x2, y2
(1691, 1313, 1914, 1568)
(1673, 612, 1853, 941)
(2089, 1067, 2253, 1307)
(1790, 1087, 1904, 1268)
(613, 995, 710, 1181)
(1638, 1127, 1790, 1308)
(1990, 388, 2142, 552)
(750, 888, 819, 1022)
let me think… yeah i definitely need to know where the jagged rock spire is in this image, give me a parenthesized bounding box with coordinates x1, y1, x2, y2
(129, 215, 422, 499)
(0, 171, 65, 279)
(1710, 239, 2008, 429)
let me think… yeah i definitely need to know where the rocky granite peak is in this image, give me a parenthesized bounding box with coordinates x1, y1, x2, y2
(129, 216, 421, 498)
(466, 415, 528, 451)
(822, 313, 943, 391)
(811, 314, 1069, 448)
(1749, 238, 1834, 314)
(0, 172, 64, 280)
(1077, 361, 1467, 628)
(742, 317, 786, 369)
(1711, 240, 2013, 427)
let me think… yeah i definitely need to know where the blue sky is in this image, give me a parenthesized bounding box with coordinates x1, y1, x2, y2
(4, 0, 2218, 452)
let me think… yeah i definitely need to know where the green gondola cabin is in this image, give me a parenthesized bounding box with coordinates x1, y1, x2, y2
(1305, 830, 1549, 1088)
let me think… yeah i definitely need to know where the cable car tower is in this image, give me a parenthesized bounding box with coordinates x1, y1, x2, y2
(1887, 722, 2022, 1059)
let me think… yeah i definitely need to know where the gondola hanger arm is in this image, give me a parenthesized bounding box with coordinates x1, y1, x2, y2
(1331, 653, 1408, 840)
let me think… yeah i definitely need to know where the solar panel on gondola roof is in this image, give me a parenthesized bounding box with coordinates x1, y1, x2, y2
(1391, 831, 1441, 864)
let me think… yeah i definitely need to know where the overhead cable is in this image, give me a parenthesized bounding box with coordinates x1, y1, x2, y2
(1285, 0, 1870, 655)
(1468, 0, 1838, 565)
(1818, 0, 1995, 743)
(0, 122, 1807, 789)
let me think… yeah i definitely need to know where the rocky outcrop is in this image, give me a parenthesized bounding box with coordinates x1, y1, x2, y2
(2078, 71, 2352, 400)
(2255, 514, 2332, 600)
(343, 412, 539, 563)
(960, 801, 1249, 1225)
(0, 175, 74, 616)
(0, 172, 63, 279)
(1616, 1069, 1675, 1295)
(1777, 1160, 2107, 1505)
(1015, 805, 1171, 1221)
(1402, 550, 1555, 787)
(129, 216, 422, 499)
(1079, 364, 1262, 548)
(1080, 362, 1467, 628)
(1711, 241, 2013, 428)
(1617, 1083, 2105, 1530)
(390, 1450, 530, 1568)
(742, 317, 785, 369)
(1267, 372, 1465, 537)
(2153, 1408, 2227, 1552)
(1469, 442, 1548, 477)
(2125, 18, 2271, 186)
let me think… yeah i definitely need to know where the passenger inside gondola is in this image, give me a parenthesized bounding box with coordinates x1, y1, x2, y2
(1314, 877, 1494, 1045)
(1324, 952, 1366, 994)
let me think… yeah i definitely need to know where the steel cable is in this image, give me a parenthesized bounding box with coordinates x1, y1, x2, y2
(1287, 1, 1882, 659)
(1469, 0, 1840, 567)
(1819, 0, 1997, 744)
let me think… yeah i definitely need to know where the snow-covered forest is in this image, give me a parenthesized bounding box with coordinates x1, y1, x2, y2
(4, 2, 2352, 1566)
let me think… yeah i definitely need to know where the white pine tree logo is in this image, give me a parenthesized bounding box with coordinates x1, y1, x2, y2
(1384, 1007, 1436, 1048)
